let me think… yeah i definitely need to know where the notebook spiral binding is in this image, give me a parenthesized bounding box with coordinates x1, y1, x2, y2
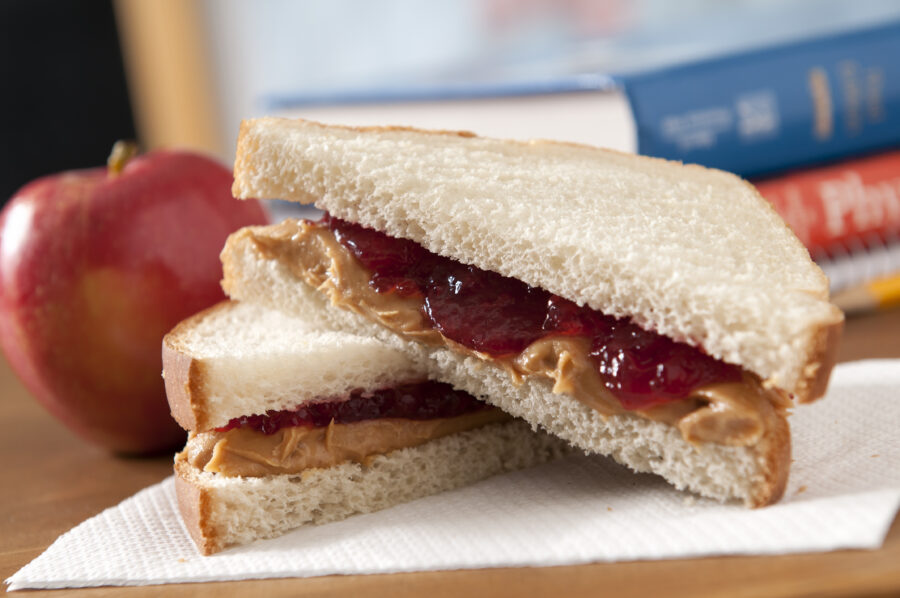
(816, 234, 900, 293)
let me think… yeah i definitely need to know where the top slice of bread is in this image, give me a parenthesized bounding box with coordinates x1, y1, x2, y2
(163, 300, 428, 432)
(232, 117, 843, 400)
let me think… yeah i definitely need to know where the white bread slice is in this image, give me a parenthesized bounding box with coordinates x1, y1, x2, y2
(175, 420, 568, 555)
(221, 231, 790, 507)
(231, 118, 842, 403)
(163, 300, 427, 431)
(165, 300, 572, 554)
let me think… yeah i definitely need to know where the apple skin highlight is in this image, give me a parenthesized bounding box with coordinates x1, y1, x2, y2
(0, 149, 269, 454)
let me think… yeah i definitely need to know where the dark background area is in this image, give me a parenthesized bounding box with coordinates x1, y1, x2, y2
(0, 0, 136, 203)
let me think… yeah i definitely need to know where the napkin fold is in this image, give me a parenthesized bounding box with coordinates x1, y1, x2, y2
(8, 359, 900, 590)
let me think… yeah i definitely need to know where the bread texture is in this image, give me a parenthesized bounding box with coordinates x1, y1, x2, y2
(231, 117, 842, 402)
(166, 300, 572, 554)
(175, 420, 570, 554)
(221, 229, 791, 507)
(163, 301, 427, 431)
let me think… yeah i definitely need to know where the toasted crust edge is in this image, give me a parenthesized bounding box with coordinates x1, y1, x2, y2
(795, 311, 844, 404)
(749, 411, 791, 507)
(174, 453, 219, 555)
(163, 303, 232, 432)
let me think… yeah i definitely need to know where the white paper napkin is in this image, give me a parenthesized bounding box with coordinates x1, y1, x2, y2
(7, 359, 900, 590)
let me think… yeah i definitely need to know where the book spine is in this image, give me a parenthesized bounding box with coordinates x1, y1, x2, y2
(752, 150, 900, 256)
(621, 22, 900, 177)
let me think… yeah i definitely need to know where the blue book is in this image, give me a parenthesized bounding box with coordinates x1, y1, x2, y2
(266, 20, 900, 178)
(620, 21, 900, 177)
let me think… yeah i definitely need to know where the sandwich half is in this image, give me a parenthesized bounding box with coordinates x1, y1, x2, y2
(224, 118, 844, 508)
(163, 300, 569, 554)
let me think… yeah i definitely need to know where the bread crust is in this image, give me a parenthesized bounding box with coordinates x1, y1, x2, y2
(794, 312, 844, 404)
(749, 408, 792, 507)
(163, 303, 229, 432)
(174, 453, 219, 555)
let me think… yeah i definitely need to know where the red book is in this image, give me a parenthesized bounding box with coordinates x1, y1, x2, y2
(753, 150, 900, 256)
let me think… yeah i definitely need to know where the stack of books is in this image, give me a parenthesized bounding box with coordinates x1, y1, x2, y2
(268, 20, 900, 314)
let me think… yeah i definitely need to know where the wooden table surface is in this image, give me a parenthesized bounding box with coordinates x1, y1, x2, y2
(3, 308, 900, 597)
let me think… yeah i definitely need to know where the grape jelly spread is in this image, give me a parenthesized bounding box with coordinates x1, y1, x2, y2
(324, 214, 743, 410)
(216, 381, 487, 435)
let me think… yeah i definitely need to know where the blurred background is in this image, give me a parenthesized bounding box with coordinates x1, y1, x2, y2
(4, 0, 899, 169)
(4, 0, 900, 305)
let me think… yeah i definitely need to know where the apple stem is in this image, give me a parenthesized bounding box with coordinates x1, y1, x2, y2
(107, 141, 139, 177)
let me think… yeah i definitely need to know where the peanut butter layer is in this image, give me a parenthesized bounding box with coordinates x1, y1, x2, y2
(249, 220, 791, 447)
(184, 408, 510, 477)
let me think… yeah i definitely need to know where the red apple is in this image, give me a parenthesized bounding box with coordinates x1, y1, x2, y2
(0, 143, 269, 454)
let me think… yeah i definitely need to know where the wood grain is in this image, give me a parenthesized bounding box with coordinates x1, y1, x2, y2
(3, 308, 900, 597)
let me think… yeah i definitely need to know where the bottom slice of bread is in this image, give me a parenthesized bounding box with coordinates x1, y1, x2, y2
(175, 420, 571, 554)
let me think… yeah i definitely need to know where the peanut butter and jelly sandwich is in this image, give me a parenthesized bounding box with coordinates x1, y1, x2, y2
(163, 300, 568, 554)
(225, 118, 844, 507)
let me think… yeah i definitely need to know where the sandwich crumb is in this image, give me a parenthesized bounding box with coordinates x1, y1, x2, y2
(871, 454, 880, 458)
(796, 485, 807, 494)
